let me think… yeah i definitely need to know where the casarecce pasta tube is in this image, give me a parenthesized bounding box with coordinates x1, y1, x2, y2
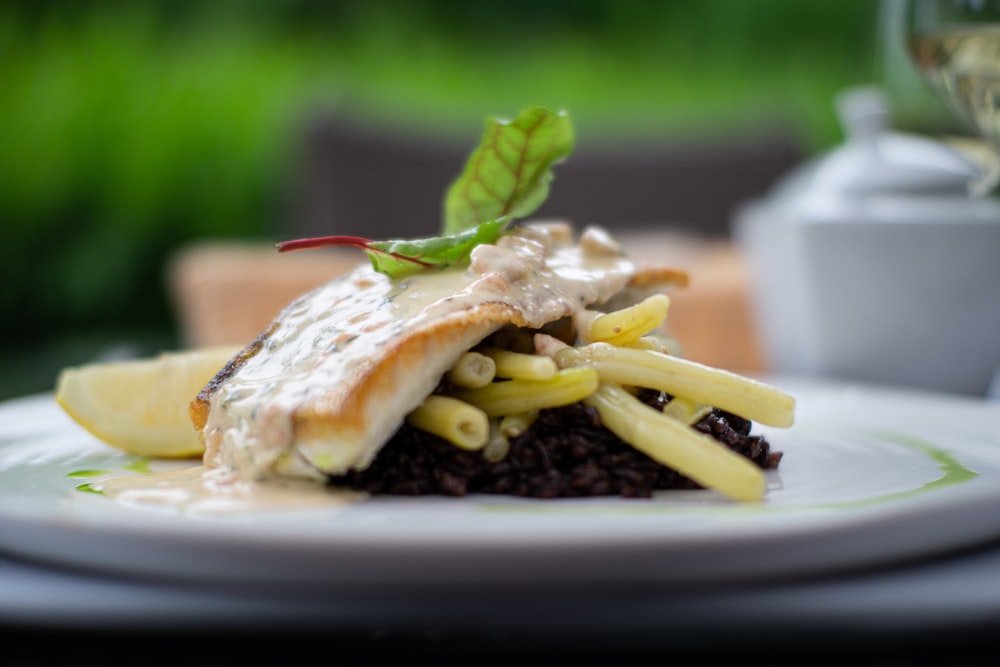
(446, 351, 497, 388)
(588, 294, 670, 346)
(662, 396, 712, 425)
(482, 420, 512, 463)
(556, 342, 795, 428)
(405, 395, 490, 450)
(499, 410, 538, 437)
(447, 366, 599, 417)
(480, 347, 557, 380)
(626, 336, 668, 352)
(585, 383, 767, 502)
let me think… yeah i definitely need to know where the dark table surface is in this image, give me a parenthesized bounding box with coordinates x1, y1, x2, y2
(3, 532, 1000, 666)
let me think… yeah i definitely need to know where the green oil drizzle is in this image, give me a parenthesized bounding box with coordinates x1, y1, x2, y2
(812, 427, 979, 511)
(69, 457, 152, 496)
(66, 469, 109, 478)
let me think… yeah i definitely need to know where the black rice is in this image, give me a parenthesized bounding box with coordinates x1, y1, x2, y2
(326, 390, 782, 499)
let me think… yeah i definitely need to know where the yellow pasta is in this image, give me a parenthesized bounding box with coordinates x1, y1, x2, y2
(448, 367, 599, 417)
(446, 351, 496, 388)
(481, 347, 557, 380)
(405, 395, 489, 450)
(557, 343, 795, 428)
(482, 420, 512, 463)
(585, 383, 767, 502)
(589, 294, 670, 346)
(662, 396, 712, 425)
(625, 336, 666, 352)
(499, 410, 538, 437)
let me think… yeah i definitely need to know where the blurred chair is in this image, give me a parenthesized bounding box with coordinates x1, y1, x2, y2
(170, 113, 804, 372)
(289, 114, 805, 240)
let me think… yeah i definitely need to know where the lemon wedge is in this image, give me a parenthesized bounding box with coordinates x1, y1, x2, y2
(55, 346, 242, 458)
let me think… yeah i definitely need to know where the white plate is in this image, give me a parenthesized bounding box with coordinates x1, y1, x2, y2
(2, 376, 1000, 592)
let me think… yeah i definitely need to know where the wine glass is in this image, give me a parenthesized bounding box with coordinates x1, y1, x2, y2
(905, 0, 1000, 194)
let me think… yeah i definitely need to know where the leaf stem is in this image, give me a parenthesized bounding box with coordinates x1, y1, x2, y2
(275, 235, 433, 268)
(275, 235, 373, 253)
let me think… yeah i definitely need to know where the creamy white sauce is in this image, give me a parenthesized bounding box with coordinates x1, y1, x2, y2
(202, 223, 637, 483)
(96, 466, 365, 515)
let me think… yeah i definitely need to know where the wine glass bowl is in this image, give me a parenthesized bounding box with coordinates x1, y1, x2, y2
(905, 0, 1000, 193)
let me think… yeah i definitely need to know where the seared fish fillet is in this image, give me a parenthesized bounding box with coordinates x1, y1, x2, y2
(191, 223, 687, 481)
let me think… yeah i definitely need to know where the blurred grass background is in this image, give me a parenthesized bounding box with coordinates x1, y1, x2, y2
(1, 0, 918, 399)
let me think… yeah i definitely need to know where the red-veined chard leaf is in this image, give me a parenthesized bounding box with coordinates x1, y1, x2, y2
(442, 107, 574, 235)
(276, 107, 574, 279)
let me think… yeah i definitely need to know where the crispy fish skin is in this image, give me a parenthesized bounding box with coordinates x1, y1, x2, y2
(190, 326, 271, 433)
(191, 223, 688, 481)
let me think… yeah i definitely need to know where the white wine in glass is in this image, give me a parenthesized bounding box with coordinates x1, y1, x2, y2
(906, 0, 1000, 193)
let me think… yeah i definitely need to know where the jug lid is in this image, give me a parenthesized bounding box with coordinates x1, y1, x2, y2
(756, 86, 1000, 222)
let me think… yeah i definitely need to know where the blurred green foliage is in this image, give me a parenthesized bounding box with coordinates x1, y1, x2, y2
(0, 0, 878, 398)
